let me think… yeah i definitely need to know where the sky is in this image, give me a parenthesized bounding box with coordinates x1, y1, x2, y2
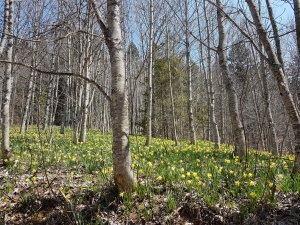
(271, 0, 294, 23)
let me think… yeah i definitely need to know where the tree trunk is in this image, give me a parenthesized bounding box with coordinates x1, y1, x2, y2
(185, 0, 196, 145)
(203, 0, 220, 149)
(216, 0, 246, 156)
(79, 61, 91, 142)
(261, 58, 278, 154)
(0, 0, 10, 55)
(89, 0, 135, 191)
(294, 0, 300, 62)
(60, 37, 72, 134)
(146, 0, 154, 146)
(265, 0, 285, 74)
(166, 24, 178, 146)
(293, 0, 300, 104)
(246, 0, 300, 174)
(20, 70, 35, 134)
(43, 75, 54, 130)
(1, 0, 14, 165)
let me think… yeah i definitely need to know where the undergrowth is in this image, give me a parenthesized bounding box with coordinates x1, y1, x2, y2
(0, 126, 299, 224)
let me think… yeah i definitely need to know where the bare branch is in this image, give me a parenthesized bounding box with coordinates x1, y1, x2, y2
(206, 0, 268, 62)
(164, 0, 218, 52)
(87, 0, 109, 42)
(0, 60, 111, 102)
(0, 30, 105, 43)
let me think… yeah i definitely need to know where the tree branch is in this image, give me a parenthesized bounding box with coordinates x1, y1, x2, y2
(206, 0, 268, 62)
(87, 0, 109, 42)
(0, 60, 111, 102)
(0, 30, 105, 43)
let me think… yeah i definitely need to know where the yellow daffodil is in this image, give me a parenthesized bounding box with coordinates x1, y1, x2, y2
(276, 185, 281, 191)
(250, 192, 257, 198)
(277, 174, 283, 180)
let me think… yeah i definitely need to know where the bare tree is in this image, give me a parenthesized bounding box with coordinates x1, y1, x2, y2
(246, 0, 300, 173)
(216, 0, 246, 156)
(166, 22, 178, 145)
(293, 0, 300, 62)
(88, 0, 135, 191)
(185, 0, 196, 145)
(203, 0, 220, 149)
(1, 0, 15, 165)
(146, 0, 154, 146)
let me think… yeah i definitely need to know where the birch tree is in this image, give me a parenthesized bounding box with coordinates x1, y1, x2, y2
(216, 0, 246, 156)
(203, 0, 220, 149)
(185, 0, 196, 145)
(146, 0, 154, 146)
(88, 0, 135, 191)
(246, 0, 300, 173)
(1, 0, 14, 165)
(166, 23, 178, 145)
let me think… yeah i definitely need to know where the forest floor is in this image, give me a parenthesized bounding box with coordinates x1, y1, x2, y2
(0, 127, 300, 224)
(0, 166, 300, 225)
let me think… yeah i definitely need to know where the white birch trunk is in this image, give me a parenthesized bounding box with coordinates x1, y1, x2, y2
(146, 0, 154, 146)
(1, 0, 14, 165)
(185, 0, 196, 145)
(166, 24, 178, 146)
(20, 70, 35, 134)
(246, 0, 300, 174)
(216, 0, 246, 156)
(89, 0, 135, 191)
(203, 1, 220, 149)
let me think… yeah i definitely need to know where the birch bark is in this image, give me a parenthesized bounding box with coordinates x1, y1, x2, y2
(185, 0, 196, 145)
(246, 0, 300, 173)
(166, 24, 178, 146)
(89, 0, 135, 191)
(1, 0, 14, 165)
(203, 0, 220, 149)
(146, 0, 154, 146)
(216, 0, 246, 156)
